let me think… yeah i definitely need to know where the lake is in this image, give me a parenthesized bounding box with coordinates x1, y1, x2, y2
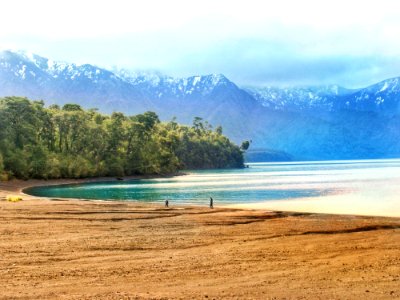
(25, 159, 400, 213)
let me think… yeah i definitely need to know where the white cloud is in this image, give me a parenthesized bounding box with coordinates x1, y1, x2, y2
(1, 0, 400, 87)
(1, 0, 400, 39)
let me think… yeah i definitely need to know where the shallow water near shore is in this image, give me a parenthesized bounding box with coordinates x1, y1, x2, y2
(25, 159, 400, 209)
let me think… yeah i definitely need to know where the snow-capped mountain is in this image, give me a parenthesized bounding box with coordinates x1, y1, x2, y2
(0, 50, 121, 85)
(339, 78, 400, 114)
(0, 50, 247, 112)
(0, 50, 146, 110)
(1, 50, 400, 161)
(116, 69, 238, 102)
(245, 85, 356, 112)
(246, 78, 400, 115)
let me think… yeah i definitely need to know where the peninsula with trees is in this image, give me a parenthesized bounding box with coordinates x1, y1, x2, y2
(0, 97, 245, 180)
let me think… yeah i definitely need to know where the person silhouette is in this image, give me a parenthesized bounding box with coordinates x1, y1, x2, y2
(165, 199, 169, 208)
(209, 197, 213, 209)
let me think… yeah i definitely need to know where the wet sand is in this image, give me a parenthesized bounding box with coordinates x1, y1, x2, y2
(1, 179, 400, 299)
(232, 193, 400, 218)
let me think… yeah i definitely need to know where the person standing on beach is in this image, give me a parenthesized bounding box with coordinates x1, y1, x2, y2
(165, 199, 169, 208)
(210, 197, 213, 209)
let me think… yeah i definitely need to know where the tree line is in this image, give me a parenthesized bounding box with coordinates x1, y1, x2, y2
(0, 97, 245, 180)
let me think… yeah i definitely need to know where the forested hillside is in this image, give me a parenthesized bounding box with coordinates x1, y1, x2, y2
(0, 97, 244, 180)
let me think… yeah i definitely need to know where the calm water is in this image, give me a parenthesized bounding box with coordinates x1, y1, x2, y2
(25, 159, 400, 206)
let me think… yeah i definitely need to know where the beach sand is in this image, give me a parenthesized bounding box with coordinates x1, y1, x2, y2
(1, 179, 399, 299)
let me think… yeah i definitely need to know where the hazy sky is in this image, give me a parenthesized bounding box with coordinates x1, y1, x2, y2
(2, 0, 400, 88)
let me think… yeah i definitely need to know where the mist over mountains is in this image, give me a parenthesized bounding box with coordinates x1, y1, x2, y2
(1, 50, 399, 161)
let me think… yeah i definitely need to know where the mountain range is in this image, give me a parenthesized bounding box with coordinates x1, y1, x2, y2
(1, 50, 399, 161)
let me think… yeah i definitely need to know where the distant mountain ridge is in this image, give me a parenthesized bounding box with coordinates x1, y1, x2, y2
(245, 79, 400, 115)
(244, 85, 356, 112)
(1, 50, 400, 161)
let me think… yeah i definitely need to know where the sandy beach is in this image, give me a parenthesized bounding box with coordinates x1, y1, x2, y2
(1, 179, 400, 299)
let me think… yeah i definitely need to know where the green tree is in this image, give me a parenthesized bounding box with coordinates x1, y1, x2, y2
(240, 140, 251, 151)
(1, 97, 39, 149)
(62, 103, 83, 111)
(28, 145, 49, 179)
(0, 152, 4, 174)
(0, 97, 244, 179)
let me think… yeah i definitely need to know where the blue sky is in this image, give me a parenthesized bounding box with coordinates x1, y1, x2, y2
(1, 0, 400, 88)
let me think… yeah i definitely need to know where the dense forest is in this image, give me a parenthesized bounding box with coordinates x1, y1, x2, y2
(0, 97, 245, 180)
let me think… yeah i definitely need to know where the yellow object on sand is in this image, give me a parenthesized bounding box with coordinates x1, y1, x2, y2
(6, 195, 23, 202)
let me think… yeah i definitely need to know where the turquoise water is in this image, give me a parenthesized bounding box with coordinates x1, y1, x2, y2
(25, 159, 400, 206)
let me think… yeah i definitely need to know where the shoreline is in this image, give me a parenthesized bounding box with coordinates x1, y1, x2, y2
(1, 175, 399, 218)
(1, 173, 185, 196)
